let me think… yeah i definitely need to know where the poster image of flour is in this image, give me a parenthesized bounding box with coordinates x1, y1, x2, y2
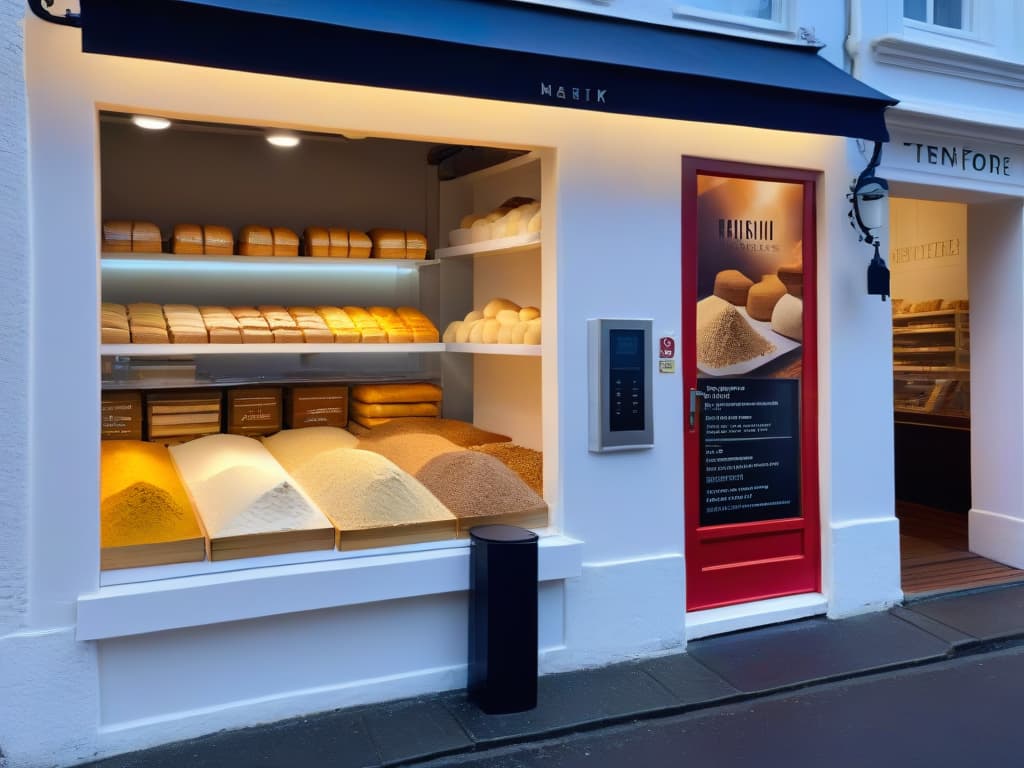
(695, 175, 804, 378)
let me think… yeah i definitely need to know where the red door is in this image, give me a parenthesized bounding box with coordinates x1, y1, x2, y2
(682, 158, 820, 612)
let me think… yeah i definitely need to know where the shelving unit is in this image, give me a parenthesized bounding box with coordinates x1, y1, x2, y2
(434, 232, 540, 260)
(893, 308, 970, 426)
(102, 343, 445, 356)
(445, 343, 541, 356)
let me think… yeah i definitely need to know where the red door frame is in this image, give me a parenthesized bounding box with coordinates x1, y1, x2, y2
(682, 157, 821, 612)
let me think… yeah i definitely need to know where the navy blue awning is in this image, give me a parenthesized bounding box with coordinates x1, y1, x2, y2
(79, 0, 896, 141)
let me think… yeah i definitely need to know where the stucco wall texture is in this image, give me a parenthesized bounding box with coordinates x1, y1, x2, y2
(0, 0, 29, 635)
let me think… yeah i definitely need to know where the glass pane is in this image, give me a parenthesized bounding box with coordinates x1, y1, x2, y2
(684, 0, 775, 20)
(904, 0, 927, 21)
(933, 0, 964, 28)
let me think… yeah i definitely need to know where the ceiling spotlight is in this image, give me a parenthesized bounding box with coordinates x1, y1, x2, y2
(131, 115, 171, 130)
(266, 131, 301, 148)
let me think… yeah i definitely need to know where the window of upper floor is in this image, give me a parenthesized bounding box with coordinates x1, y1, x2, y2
(903, 0, 969, 31)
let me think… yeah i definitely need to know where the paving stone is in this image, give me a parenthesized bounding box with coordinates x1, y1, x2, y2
(444, 663, 677, 744)
(687, 612, 949, 693)
(639, 652, 740, 705)
(906, 583, 1024, 641)
(363, 698, 472, 765)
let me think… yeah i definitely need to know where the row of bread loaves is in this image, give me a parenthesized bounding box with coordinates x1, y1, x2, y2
(102, 303, 438, 344)
(442, 297, 541, 345)
(448, 197, 541, 247)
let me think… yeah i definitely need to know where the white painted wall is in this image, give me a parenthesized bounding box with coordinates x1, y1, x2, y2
(890, 198, 968, 303)
(0, 0, 29, 637)
(1, 7, 903, 767)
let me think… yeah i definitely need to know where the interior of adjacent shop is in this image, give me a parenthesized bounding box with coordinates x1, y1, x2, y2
(98, 112, 550, 578)
(890, 196, 1023, 595)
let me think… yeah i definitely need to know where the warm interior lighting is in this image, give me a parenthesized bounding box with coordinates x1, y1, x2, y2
(266, 132, 301, 148)
(131, 115, 171, 130)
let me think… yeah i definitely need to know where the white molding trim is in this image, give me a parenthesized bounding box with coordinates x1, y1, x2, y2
(77, 535, 583, 640)
(685, 593, 827, 640)
(970, 508, 1024, 570)
(871, 35, 1024, 88)
(884, 103, 1024, 146)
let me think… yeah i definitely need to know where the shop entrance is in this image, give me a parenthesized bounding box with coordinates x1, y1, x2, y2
(682, 159, 820, 612)
(890, 192, 1024, 595)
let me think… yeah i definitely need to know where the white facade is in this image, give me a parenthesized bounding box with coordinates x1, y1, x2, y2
(849, 0, 1024, 567)
(0, 3, 906, 766)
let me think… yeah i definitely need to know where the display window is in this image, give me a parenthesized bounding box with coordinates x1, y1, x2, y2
(97, 112, 551, 580)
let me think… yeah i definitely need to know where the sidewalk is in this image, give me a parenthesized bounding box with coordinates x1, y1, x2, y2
(80, 582, 1024, 768)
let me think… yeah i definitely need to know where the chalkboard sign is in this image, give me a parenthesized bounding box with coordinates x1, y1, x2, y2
(699, 378, 800, 526)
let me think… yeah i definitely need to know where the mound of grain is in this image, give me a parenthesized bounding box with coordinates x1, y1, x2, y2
(353, 417, 511, 447)
(100, 441, 201, 546)
(697, 295, 775, 368)
(416, 451, 545, 521)
(187, 464, 330, 538)
(468, 443, 543, 496)
(261, 427, 358, 473)
(359, 433, 461, 475)
(101, 483, 192, 547)
(290, 448, 454, 531)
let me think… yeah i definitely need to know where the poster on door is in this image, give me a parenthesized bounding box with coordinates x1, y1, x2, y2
(695, 174, 805, 526)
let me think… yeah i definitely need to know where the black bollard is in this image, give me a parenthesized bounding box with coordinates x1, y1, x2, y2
(468, 525, 538, 714)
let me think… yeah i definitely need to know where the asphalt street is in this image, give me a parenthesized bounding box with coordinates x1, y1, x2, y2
(424, 643, 1024, 768)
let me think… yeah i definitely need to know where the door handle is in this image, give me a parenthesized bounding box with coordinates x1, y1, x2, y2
(688, 388, 705, 431)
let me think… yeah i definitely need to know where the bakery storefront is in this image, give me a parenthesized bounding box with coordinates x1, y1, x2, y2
(7, 1, 901, 763)
(882, 115, 1024, 594)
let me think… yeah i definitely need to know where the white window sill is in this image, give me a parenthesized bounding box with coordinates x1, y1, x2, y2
(872, 35, 1024, 88)
(77, 535, 583, 641)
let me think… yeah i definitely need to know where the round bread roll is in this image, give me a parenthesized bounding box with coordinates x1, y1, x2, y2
(527, 211, 542, 234)
(464, 310, 484, 324)
(510, 321, 530, 344)
(442, 320, 463, 343)
(496, 309, 520, 325)
(483, 298, 520, 318)
(460, 214, 482, 229)
(456, 320, 475, 343)
(484, 210, 506, 223)
(519, 306, 540, 321)
(524, 317, 542, 345)
(482, 318, 501, 343)
(497, 323, 516, 344)
(468, 319, 486, 344)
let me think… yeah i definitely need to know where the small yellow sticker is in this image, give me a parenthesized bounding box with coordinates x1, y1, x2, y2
(659, 360, 676, 374)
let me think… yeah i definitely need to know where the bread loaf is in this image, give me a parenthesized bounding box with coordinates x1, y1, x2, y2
(327, 227, 349, 258)
(497, 324, 515, 344)
(481, 318, 501, 344)
(405, 231, 428, 260)
(713, 269, 753, 306)
(776, 261, 803, 298)
(271, 227, 299, 257)
(519, 306, 540, 322)
(771, 294, 803, 341)
(468, 319, 486, 343)
(350, 381, 443, 404)
(203, 225, 234, 255)
(102, 327, 131, 344)
(102, 220, 132, 253)
(496, 309, 520, 325)
(524, 318, 541, 345)
(304, 226, 330, 257)
(396, 306, 439, 343)
(172, 224, 204, 255)
(464, 310, 484, 324)
(368, 306, 414, 343)
(241, 327, 274, 343)
(348, 230, 372, 258)
(316, 306, 362, 343)
(131, 221, 162, 253)
(470, 219, 491, 243)
(209, 327, 242, 344)
(370, 229, 406, 260)
(510, 321, 529, 344)
(746, 274, 787, 321)
(342, 306, 387, 343)
(238, 226, 273, 256)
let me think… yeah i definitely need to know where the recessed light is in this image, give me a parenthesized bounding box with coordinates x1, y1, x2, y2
(266, 132, 301, 148)
(131, 115, 171, 130)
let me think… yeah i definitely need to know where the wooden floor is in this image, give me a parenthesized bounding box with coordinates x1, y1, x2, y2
(898, 501, 1024, 595)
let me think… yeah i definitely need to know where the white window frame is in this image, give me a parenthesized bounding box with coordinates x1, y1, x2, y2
(672, 0, 793, 35)
(902, 0, 984, 44)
